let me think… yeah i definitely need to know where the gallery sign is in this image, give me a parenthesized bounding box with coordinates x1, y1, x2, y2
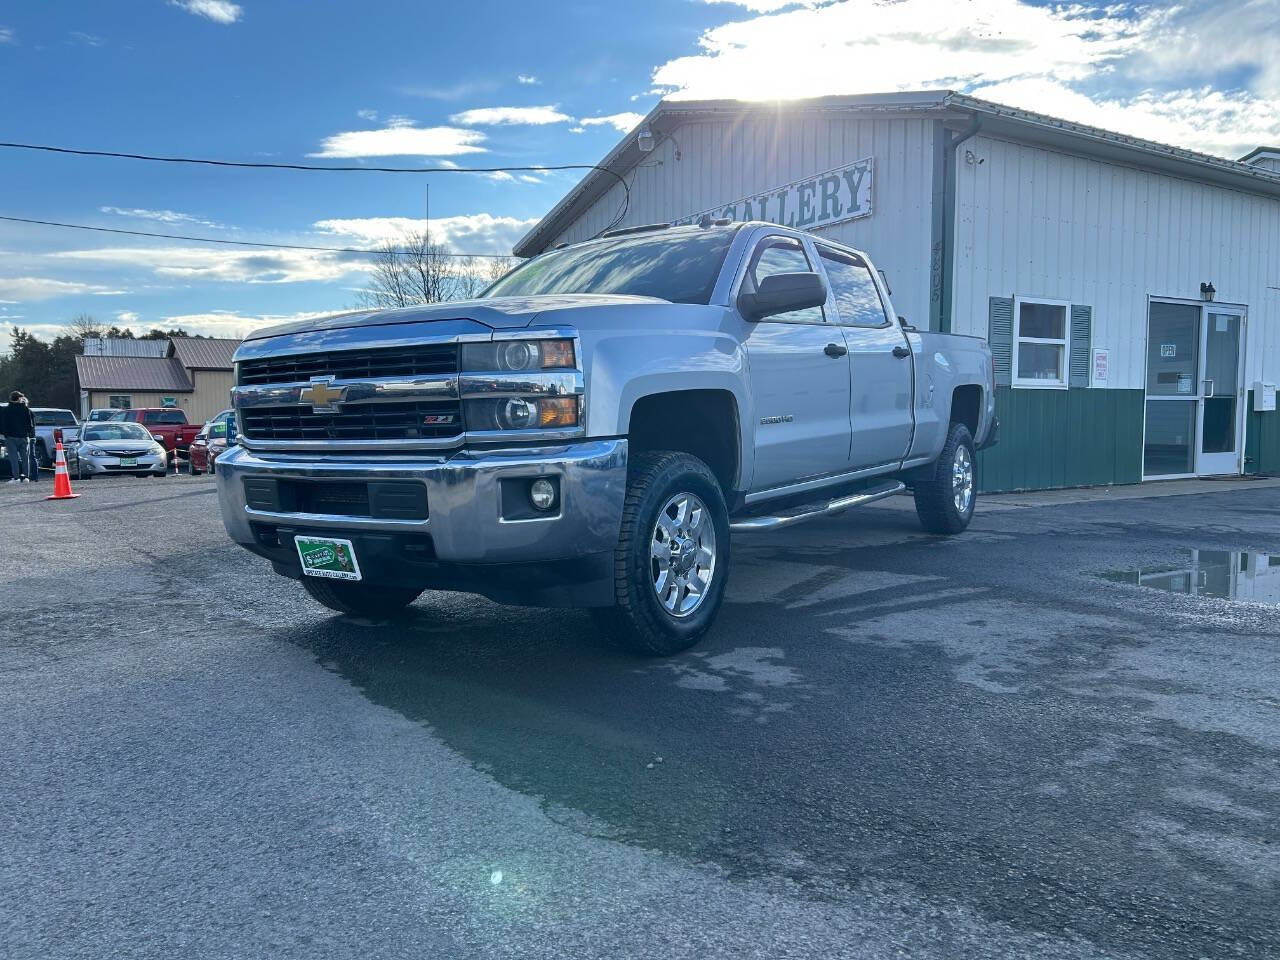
(673, 158, 873, 231)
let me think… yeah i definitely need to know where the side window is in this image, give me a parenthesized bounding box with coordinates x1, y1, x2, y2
(818, 248, 889, 327)
(746, 238, 824, 324)
(209, 421, 227, 439)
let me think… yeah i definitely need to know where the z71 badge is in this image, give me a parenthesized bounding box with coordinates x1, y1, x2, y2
(422, 414, 457, 425)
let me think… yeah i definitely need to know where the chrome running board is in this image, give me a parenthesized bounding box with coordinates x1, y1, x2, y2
(729, 480, 906, 533)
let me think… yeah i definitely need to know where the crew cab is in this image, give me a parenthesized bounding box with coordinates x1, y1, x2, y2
(216, 222, 997, 655)
(110, 408, 201, 459)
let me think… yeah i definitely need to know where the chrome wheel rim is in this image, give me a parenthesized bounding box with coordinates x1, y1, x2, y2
(650, 492, 716, 618)
(952, 445, 974, 515)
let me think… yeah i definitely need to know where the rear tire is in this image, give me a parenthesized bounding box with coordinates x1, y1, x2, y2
(188, 457, 200, 476)
(299, 577, 422, 617)
(593, 451, 730, 656)
(913, 422, 977, 535)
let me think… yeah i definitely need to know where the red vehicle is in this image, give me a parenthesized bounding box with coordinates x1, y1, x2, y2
(188, 410, 234, 475)
(110, 408, 202, 459)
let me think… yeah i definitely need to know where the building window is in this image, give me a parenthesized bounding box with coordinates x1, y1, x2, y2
(1013, 297, 1071, 388)
(108, 395, 132, 409)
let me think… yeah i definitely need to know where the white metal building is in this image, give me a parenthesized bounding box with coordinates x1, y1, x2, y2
(515, 92, 1280, 490)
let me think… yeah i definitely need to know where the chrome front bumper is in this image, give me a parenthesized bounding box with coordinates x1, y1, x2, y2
(215, 439, 628, 564)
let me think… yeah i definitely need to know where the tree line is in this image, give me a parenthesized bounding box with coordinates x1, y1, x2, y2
(0, 317, 202, 411)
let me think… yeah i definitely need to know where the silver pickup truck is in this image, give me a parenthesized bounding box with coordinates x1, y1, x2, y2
(217, 221, 997, 654)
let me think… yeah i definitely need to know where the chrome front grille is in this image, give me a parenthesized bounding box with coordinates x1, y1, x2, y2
(236, 343, 463, 445)
(240, 399, 462, 442)
(237, 343, 458, 385)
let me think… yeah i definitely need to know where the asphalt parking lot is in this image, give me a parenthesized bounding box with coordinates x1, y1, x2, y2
(3, 473, 1278, 959)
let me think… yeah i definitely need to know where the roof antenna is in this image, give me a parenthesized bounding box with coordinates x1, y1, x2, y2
(697, 213, 713, 228)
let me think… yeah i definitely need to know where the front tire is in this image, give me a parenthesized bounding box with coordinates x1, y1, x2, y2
(913, 422, 977, 535)
(299, 577, 422, 617)
(594, 451, 730, 656)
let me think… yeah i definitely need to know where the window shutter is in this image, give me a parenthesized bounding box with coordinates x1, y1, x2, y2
(988, 296, 1013, 387)
(1069, 304, 1092, 387)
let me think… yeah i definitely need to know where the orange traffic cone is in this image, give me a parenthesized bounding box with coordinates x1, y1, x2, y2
(46, 442, 80, 500)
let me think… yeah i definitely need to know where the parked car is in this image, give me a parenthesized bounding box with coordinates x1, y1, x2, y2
(216, 221, 997, 654)
(70, 421, 169, 478)
(31, 407, 79, 466)
(109, 408, 202, 460)
(188, 409, 234, 475)
(87, 408, 121, 422)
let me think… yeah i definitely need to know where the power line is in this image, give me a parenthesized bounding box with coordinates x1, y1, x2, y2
(0, 214, 520, 259)
(0, 139, 631, 233)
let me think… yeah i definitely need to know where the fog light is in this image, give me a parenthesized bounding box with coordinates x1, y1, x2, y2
(529, 478, 556, 511)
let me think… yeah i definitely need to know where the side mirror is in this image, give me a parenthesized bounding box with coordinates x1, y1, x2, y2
(738, 272, 828, 321)
(897, 315, 918, 332)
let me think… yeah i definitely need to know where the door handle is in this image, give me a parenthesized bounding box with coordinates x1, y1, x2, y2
(1203, 378, 1215, 398)
(892, 345, 911, 358)
(824, 342, 848, 358)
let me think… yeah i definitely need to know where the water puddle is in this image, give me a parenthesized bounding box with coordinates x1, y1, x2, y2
(1099, 550, 1280, 606)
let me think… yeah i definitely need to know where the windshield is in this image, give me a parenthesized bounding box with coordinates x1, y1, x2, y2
(34, 410, 77, 426)
(483, 229, 737, 304)
(82, 423, 153, 442)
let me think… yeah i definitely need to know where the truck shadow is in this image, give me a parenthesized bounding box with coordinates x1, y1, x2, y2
(271, 523, 1280, 960)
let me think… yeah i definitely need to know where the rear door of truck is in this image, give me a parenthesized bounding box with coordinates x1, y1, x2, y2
(813, 244, 915, 470)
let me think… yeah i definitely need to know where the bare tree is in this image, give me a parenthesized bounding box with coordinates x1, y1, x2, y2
(67, 314, 103, 342)
(355, 231, 520, 309)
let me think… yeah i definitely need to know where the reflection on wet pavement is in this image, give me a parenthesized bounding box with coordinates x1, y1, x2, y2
(1100, 549, 1280, 605)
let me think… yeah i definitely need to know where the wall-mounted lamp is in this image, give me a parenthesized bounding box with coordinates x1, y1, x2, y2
(1199, 281, 1216, 302)
(637, 127, 655, 153)
(964, 149, 984, 166)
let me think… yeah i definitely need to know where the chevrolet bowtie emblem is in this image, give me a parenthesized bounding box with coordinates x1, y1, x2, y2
(299, 377, 347, 411)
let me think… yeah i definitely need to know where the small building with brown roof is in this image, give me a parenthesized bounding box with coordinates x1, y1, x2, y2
(76, 336, 240, 424)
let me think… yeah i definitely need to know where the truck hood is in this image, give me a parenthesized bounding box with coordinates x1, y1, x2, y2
(243, 294, 668, 341)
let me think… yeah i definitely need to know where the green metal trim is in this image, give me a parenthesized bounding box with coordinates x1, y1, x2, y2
(929, 119, 947, 333)
(1244, 390, 1280, 475)
(976, 386, 1145, 492)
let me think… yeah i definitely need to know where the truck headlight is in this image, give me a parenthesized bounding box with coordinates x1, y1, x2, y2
(460, 339, 575, 372)
(464, 397, 579, 431)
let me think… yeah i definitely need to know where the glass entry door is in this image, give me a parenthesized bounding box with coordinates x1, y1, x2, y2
(1144, 301, 1245, 478)
(1199, 310, 1243, 475)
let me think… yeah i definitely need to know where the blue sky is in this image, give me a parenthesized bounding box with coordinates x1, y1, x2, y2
(2, 0, 1276, 343)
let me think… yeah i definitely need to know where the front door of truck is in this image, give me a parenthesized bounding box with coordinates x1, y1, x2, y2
(739, 235, 852, 492)
(815, 245, 915, 470)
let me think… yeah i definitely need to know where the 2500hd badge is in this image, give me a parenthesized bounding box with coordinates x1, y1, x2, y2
(217, 221, 996, 655)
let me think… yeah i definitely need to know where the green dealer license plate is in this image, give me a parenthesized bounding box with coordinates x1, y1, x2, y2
(119, 457, 138, 467)
(295, 535, 362, 581)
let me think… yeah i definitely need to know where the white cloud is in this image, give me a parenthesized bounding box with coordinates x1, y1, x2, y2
(313, 213, 539, 255)
(580, 112, 645, 132)
(517, 74, 540, 85)
(114, 310, 140, 325)
(356, 108, 379, 122)
(0, 277, 126, 301)
(310, 125, 486, 158)
(568, 126, 586, 134)
(100, 206, 224, 229)
(162, 309, 334, 338)
(170, 0, 242, 24)
(47, 247, 369, 285)
(651, 0, 1280, 158)
(705, 0, 812, 9)
(0, 26, 14, 44)
(450, 105, 574, 126)
(69, 31, 104, 46)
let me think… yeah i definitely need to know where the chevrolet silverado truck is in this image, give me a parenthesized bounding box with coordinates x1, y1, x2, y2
(217, 221, 997, 655)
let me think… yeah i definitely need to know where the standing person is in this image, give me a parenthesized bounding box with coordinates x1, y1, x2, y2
(2, 391, 34, 483)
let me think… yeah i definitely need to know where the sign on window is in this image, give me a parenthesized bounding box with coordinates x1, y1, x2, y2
(673, 158, 873, 232)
